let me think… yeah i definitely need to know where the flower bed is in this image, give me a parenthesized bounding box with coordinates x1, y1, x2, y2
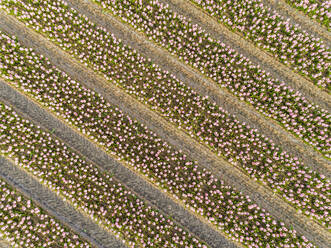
(0, 31, 320, 247)
(190, 0, 330, 88)
(0, 1, 330, 226)
(0, 102, 207, 248)
(1, 0, 329, 158)
(92, 0, 330, 144)
(0, 178, 92, 248)
(285, 0, 330, 29)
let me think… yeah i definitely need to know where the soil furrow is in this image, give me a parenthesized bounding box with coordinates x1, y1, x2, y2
(0, 80, 238, 248)
(0, 13, 328, 247)
(0, 156, 127, 248)
(64, 0, 330, 178)
(265, 0, 331, 44)
(0, 240, 11, 248)
(159, 0, 331, 109)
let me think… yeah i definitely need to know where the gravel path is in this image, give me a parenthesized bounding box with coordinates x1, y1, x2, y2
(264, 0, 331, 44)
(65, 0, 330, 177)
(0, 80, 238, 248)
(160, 0, 331, 109)
(0, 156, 126, 248)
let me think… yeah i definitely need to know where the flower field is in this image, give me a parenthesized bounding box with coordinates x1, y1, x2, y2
(0, 178, 92, 248)
(0, 27, 330, 227)
(285, 0, 330, 29)
(189, 0, 330, 87)
(1, 29, 323, 247)
(0, 102, 209, 248)
(2, 0, 328, 158)
(0, 0, 329, 247)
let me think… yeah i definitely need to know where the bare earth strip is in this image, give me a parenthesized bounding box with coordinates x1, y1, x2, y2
(265, 0, 331, 44)
(0, 13, 328, 248)
(160, 0, 331, 106)
(64, 0, 330, 178)
(0, 156, 127, 248)
(0, 240, 12, 248)
(0, 81, 238, 248)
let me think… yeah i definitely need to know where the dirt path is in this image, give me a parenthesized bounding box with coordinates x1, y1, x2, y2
(64, 0, 330, 177)
(0, 240, 11, 248)
(0, 10, 329, 247)
(0, 156, 126, 248)
(265, 0, 331, 44)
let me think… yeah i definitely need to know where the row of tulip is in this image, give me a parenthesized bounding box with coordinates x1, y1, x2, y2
(0, 33, 317, 247)
(285, 0, 330, 29)
(90, 0, 331, 149)
(5, 0, 328, 158)
(0, 178, 92, 248)
(189, 0, 330, 88)
(0, 0, 329, 226)
(0, 102, 207, 248)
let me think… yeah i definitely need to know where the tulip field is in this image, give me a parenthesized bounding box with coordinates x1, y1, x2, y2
(189, 0, 330, 86)
(0, 178, 93, 248)
(0, 0, 329, 247)
(285, 0, 330, 29)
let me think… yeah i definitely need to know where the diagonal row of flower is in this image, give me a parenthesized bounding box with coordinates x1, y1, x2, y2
(189, 0, 330, 88)
(0, 177, 93, 248)
(0, 0, 329, 226)
(284, 0, 330, 29)
(0, 102, 208, 248)
(88, 0, 331, 151)
(0, 31, 317, 247)
(1, 0, 329, 159)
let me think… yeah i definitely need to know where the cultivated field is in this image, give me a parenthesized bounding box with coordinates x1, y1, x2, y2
(0, 0, 330, 247)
